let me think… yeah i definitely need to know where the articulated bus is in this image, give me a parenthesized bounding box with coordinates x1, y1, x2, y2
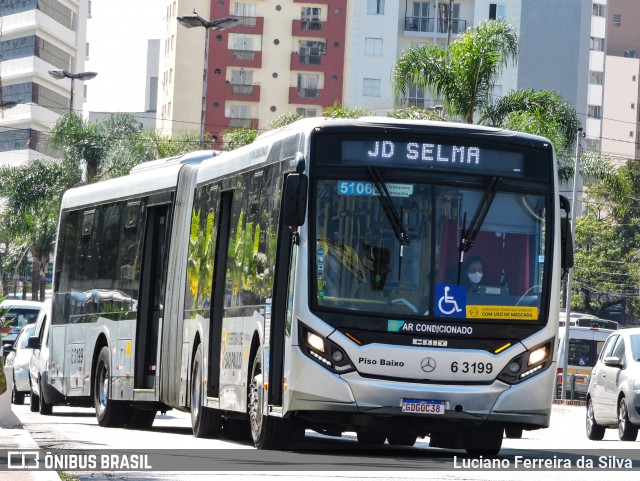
(42, 118, 572, 454)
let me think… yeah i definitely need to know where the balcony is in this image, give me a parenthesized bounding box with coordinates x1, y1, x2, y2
(232, 50, 256, 61)
(228, 83, 261, 101)
(404, 16, 467, 35)
(228, 117, 257, 128)
(229, 50, 262, 68)
(290, 52, 325, 71)
(235, 16, 257, 27)
(297, 88, 319, 98)
(292, 19, 324, 37)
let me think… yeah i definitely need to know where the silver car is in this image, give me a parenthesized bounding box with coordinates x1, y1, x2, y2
(586, 327, 640, 441)
(4, 323, 36, 405)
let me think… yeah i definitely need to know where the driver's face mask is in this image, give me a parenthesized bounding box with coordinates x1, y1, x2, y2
(468, 272, 483, 284)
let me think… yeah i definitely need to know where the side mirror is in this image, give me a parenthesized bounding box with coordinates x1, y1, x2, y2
(27, 336, 41, 350)
(283, 173, 308, 228)
(603, 356, 622, 367)
(559, 195, 574, 270)
(2, 343, 14, 356)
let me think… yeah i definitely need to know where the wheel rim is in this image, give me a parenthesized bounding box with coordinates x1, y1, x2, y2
(587, 401, 596, 435)
(248, 360, 262, 440)
(619, 400, 627, 436)
(97, 362, 108, 414)
(192, 361, 201, 422)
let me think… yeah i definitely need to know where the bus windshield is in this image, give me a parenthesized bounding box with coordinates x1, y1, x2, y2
(313, 175, 547, 322)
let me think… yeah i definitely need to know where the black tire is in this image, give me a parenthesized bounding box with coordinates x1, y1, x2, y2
(127, 408, 156, 430)
(29, 387, 39, 413)
(586, 398, 605, 440)
(618, 397, 639, 441)
(248, 347, 290, 449)
(357, 432, 386, 445)
(464, 426, 503, 455)
(387, 433, 417, 446)
(191, 344, 222, 438)
(93, 346, 127, 427)
(505, 427, 523, 439)
(12, 375, 25, 405)
(38, 379, 52, 415)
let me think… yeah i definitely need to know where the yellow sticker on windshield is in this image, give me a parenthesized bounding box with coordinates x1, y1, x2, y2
(466, 305, 538, 320)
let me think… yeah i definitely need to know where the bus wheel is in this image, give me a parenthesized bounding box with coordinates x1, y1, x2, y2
(94, 346, 126, 427)
(464, 426, 503, 455)
(191, 344, 222, 438)
(127, 408, 156, 430)
(38, 379, 53, 415)
(248, 348, 289, 449)
(387, 433, 417, 446)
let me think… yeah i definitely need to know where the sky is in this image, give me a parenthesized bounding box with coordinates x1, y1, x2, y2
(84, 0, 166, 114)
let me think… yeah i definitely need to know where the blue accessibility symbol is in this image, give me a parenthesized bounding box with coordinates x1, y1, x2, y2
(434, 284, 466, 318)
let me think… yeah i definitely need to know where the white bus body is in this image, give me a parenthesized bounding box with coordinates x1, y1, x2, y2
(44, 118, 570, 454)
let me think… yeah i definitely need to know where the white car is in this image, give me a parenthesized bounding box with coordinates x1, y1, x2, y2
(1, 299, 44, 354)
(28, 299, 54, 414)
(4, 323, 36, 404)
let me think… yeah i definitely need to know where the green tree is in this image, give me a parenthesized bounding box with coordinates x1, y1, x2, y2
(221, 128, 258, 151)
(0, 159, 79, 300)
(393, 20, 519, 123)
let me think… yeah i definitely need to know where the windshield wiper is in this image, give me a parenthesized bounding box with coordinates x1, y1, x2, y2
(457, 176, 502, 283)
(368, 167, 410, 248)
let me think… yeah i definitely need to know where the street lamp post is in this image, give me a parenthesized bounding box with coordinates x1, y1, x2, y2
(177, 11, 239, 149)
(48, 70, 98, 115)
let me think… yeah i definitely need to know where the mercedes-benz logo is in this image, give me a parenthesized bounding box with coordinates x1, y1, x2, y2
(421, 357, 436, 373)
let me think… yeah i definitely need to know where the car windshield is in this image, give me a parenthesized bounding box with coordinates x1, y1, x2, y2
(568, 339, 603, 368)
(2, 308, 41, 333)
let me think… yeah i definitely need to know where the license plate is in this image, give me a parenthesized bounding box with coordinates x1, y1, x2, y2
(401, 398, 445, 415)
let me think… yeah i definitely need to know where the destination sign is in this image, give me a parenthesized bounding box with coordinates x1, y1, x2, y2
(341, 140, 525, 176)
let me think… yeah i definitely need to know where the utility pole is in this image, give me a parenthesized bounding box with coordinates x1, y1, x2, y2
(561, 127, 583, 400)
(447, 0, 454, 45)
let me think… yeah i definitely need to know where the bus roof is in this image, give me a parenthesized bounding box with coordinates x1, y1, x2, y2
(196, 117, 554, 184)
(60, 150, 219, 210)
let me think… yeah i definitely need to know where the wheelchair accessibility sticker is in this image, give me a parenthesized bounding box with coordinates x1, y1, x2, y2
(435, 284, 466, 318)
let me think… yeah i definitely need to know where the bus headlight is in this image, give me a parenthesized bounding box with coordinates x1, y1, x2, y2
(498, 341, 554, 384)
(299, 322, 355, 374)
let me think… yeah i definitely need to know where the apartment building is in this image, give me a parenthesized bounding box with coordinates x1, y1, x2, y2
(601, 0, 640, 162)
(158, 1, 605, 150)
(0, 0, 90, 167)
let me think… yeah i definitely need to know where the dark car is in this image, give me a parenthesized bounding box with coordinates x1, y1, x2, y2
(586, 327, 640, 441)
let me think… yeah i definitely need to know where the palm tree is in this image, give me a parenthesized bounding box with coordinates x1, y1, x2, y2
(392, 20, 519, 123)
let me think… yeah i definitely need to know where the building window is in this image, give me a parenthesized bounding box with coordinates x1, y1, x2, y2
(234, 2, 257, 26)
(592, 3, 605, 17)
(297, 74, 320, 98)
(364, 38, 383, 56)
(587, 105, 602, 119)
(590, 37, 604, 51)
(489, 3, 506, 21)
(613, 14, 621, 26)
(296, 107, 317, 117)
(404, 85, 425, 107)
(363, 78, 381, 97)
(367, 0, 385, 15)
(299, 40, 326, 64)
(588, 71, 603, 85)
(301, 6, 322, 30)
